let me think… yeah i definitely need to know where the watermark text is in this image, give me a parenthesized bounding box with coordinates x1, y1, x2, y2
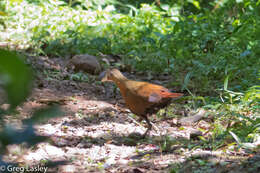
(0, 165, 48, 173)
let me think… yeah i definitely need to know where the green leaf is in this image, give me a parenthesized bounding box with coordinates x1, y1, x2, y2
(229, 131, 241, 144)
(182, 71, 192, 91)
(9, 0, 23, 4)
(0, 11, 7, 16)
(224, 75, 229, 91)
(196, 159, 206, 166)
(198, 136, 207, 142)
(241, 143, 257, 150)
(192, 1, 201, 10)
(0, 49, 33, 109)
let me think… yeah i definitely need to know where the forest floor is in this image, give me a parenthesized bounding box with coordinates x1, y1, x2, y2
(2, 56, 259, 173)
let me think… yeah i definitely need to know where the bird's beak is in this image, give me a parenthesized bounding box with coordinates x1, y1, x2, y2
(101, 75, 108, 82)
(99, 71, 110, 82)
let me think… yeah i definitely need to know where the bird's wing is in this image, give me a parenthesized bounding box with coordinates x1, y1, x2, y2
(126, 81, 165, 103)
(148, 92, 162, 103)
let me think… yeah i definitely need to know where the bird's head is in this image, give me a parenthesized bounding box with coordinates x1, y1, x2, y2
(100, 68, 126, 82)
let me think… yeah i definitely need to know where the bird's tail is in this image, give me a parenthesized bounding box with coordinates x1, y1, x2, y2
(162, 92, 183, 98)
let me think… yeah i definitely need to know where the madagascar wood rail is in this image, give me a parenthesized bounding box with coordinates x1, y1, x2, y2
(101, 69, 183, 137)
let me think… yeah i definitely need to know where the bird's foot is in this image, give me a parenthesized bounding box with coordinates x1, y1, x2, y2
(142, 126, 152, 138)
(150, 122, 160, 134)
(141, 132, 149, 139)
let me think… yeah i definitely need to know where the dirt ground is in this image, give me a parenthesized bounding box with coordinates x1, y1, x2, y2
(1, 56, 259, 173)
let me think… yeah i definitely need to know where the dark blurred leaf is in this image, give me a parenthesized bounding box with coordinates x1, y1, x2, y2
(0, 49, 33, 109)
(22, 106, 63, 125)
(0, 124, 46, 149)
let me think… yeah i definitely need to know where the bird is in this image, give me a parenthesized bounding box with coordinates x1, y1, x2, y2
(100, 69, 183, 137)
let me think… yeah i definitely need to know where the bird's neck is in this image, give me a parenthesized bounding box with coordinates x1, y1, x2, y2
(112, 76, 129, 97)
(113, 76, 128, 88)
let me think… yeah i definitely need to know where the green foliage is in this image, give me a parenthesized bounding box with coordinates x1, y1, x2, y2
(243, 85, 260, 102)
(0, 50, 63, 167)
(2, 0, 259, 94)
(69, 72, 89, 82)
(206, 78, 260, 150)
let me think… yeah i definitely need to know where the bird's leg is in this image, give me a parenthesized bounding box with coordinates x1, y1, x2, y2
(150, 121, 160, 134)
(142, 116, 152, 138)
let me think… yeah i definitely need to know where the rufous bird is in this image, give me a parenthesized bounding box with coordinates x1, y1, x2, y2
(101, 69, 183, 137)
